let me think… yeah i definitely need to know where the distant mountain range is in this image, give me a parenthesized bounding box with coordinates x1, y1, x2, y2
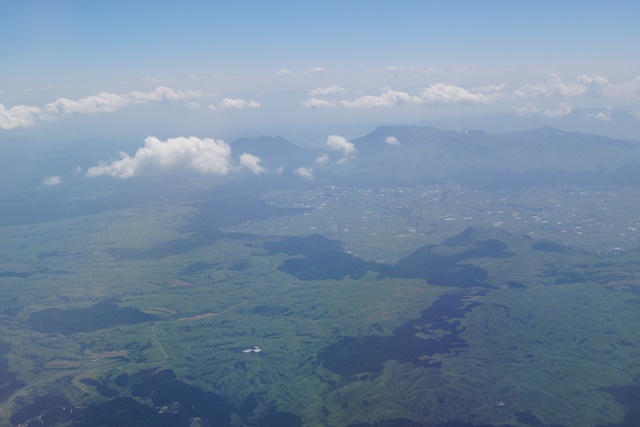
(232, 125, 640, 188)
(3, 125, 640, 227)
(231, 136, 320, 170)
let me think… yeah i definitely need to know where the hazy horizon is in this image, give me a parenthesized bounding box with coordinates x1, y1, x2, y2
(2, 1, 640, 147)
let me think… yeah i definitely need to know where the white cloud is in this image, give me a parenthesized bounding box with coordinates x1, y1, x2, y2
(602, 75, 640, 99)
(516, 101, 574, 117)
(385, 136, 400, 145)
(630, 111, 640, 119)
(326, 135, 356, 163)
(340, 84, 488, 108)
(219, 98, 261, 109)
(308, 85, 346, 96)
(418, 83, 489, 105)
(577, 74, 610, 86)
(276, 67, 325, 76)
(85, 136, 232, 179)
(577, 74, 611, 97)
(239, 152, 265, 175)
(305, 67, 326, 74)
(315, 153, 330, 164)
(382, 66, 411, 72)
(519, 74, 586, 98)
(471, 83, 509, 95)
(0, 104, 42, 130)
(275, 69, 294, 76)
(42, 175, 62, 186)
(514, 74, 640, 101)
(586, 107, 613, 121)
(294, 166, 313, 180)
(381, 66, 441, 74)
(515, 103, 540, 116)
(341, 87, 421, 108)
(545, 73, 587, 97)
(44, 92, 129, 115)
(587, 111, 611, 121)
(302, 98, 335, 108)
(0, 87, 209, 130)
(543, 102, 575, 117)
(127, 87, 205, 102)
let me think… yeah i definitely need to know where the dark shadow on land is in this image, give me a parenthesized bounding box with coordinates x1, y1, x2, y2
(27, 298, 158, 335)
(0, 342, 26, 403)
(596, 385, 640, 427)
(263, 234, 343, 256)
(105, 197, 310, 262)
(317, 292, 481, 376)
(10, 367, 304, 427)
(270, 229, 515, 287)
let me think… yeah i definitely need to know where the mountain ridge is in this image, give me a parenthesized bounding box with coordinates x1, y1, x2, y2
(229, 125, 640, 185)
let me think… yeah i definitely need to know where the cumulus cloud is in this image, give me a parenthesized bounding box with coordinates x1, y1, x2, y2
(44, 92, 129, 116)
(218, 98, 261, 109)
(85, 136, 232, 179)
(520, 73, 587, 98)
(340, 84, 489, 108)
(471, 83, 510, 95)
(577, 74, 610, 86)
(302, 98, 335, 108)
(276, 67, 325, 77)
(303, 74, 640, 115)
(419, 83, 490, 105)
(602, 75, 640, 99)
(577, 74, 611, 97)
(516, 101, 575, 117)
(315, 153, 330, 164)
(515, 103, 541, 116)
(275, 69, 294, 76)
(514, 74, 640, 101)
(326, 135, 357, 163)
(308, 85, 346, 96)
(0, 104, 42, 129)
(385, 136, 400, 145)
(341, 87, 421, 108)
(127, 86, 204, 102)
(298, 73, 640, 115)
(295, 166, 313, 180)
(587, 107, 613, 121)
(239, 153, 265, 174)
(42, 175, 62, 186)
(543, 102, 575, 117)
(0, 87, 208, 130)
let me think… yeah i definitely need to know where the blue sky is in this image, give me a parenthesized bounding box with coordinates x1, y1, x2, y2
(2, 1, 640, 144)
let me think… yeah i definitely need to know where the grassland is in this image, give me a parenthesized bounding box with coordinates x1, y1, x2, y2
(1, 184, 640, 426)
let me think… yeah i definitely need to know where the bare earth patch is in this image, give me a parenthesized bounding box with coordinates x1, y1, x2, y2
(178, 312, 217, 322)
